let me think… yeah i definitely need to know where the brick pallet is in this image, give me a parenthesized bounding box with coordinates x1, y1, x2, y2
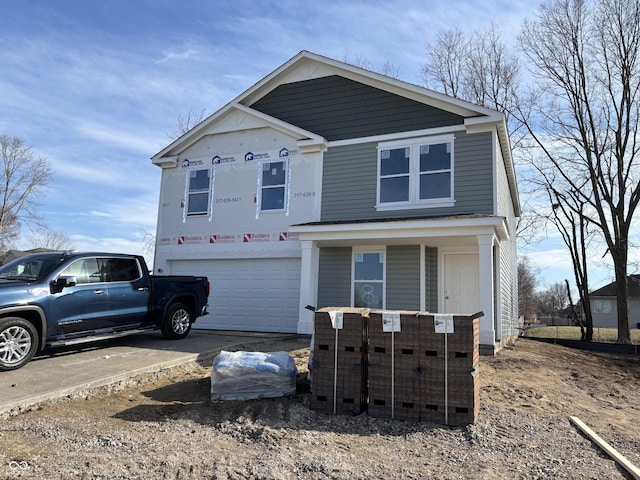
(310, 307, 368, 415)
(310, 308, 482, 426)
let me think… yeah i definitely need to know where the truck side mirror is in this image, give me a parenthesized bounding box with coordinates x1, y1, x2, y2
(51, 275, 77, 294)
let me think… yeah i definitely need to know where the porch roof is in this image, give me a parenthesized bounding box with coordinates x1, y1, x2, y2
(290, 214, 509, 247)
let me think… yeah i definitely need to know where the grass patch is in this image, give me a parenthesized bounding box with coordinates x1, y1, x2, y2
(524, 326, 640, 343)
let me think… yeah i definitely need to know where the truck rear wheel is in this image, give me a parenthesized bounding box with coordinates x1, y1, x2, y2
(161, 303, 192, 340)
(0, 317, 39, 371)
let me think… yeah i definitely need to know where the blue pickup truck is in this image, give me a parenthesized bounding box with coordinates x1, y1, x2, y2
(0, 251, 209, 370)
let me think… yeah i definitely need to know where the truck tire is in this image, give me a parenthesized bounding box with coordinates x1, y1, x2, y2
(0, 317, 39, 371)
(161, 303, 192, 340)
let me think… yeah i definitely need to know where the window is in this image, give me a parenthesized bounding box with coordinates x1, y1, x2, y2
(187, 169, 210, 215)
(379, 147, 410, 203)
(378, 135, 454, 209)
(261, 161, 287, 211)
(101, 258, 141, 282)
(60, 258, 101, 284)
(353, 251, 384, 309)
(592, 299, 613, 314)
(59, 257, 141, 284)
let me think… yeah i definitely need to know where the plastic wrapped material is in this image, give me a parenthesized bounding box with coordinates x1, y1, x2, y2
(210, 350, 297, 401)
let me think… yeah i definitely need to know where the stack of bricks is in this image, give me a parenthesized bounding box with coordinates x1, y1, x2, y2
(415, 313, 480, 426)
(309, 307, 368, 415)
(310, 308, 481, 426)
(367, 311, 423, 421)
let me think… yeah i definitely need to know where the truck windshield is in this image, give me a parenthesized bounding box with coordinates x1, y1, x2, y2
(0, 255, 66, 282)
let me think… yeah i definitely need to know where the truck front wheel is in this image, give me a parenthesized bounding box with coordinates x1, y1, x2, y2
(161, 303, 192, 340)
(0, 317, 39, 371)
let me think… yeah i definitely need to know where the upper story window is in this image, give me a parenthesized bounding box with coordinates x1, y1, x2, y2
(187, 169, 211, 216)
(377, 135, 454, 210)
(260, 160, 287, 211)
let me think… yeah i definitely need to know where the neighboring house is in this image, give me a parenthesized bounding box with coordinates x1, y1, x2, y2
(590, 275, 640, 329)
(0, 248, 58, 265)
(151, 51, 521, 354)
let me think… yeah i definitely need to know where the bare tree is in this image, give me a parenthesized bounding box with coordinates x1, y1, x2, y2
(518, 256, 539, 321)
(565, 279, 586, 340)
(547, 178, 596, 340)
(167, 108, 208, 141)
(421, 28, 468, 98)
(29, 229, 74, 251)
(537, 282, 569, 323)
(342, 53, 400, 78)
(422, 25, 521, 132)
(517, 0, 640, 344)
(0, 135, 54, 251)
(141, 230, 155, 259)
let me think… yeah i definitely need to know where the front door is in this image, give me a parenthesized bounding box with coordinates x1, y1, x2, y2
(443, 253, 479, 314)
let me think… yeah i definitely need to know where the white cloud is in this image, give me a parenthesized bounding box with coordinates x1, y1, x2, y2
(157, 45, 199, 63)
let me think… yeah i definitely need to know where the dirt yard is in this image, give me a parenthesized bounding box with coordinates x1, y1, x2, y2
(1, 337, 639, 479)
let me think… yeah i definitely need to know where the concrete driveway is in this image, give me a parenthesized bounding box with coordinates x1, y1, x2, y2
(0, 329, 297, 415)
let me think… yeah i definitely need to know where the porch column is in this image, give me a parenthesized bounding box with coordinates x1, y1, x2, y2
(477, 234, 496, 346)
(297, 240, 318, 335)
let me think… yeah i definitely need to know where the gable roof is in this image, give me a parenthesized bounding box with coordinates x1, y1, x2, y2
(590, 275, 640, 298)
(151, 50, 520, 215)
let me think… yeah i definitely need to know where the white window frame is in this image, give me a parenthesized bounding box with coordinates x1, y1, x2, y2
(259, 159, 289, 212)
(185, 168, 211, 216)
(351, 247, 386, 310)
(376, 134, 455, 211)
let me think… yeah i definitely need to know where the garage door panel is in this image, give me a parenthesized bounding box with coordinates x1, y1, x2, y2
(167, 258, 300, 333)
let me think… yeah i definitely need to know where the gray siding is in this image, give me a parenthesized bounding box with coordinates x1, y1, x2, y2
(425, 247, 438, 312)
(317, 247, 352, 308)
(499, 234, 519, 340)
(321, 142, 378, 221)
(321, 131, 494, 222)
(386, 246, 421, 310)
(250, 76, 464, 142)
(317, 245, 439, 312)
(496, 148, 520, 340)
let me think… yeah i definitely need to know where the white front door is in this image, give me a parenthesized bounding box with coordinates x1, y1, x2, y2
(443, 253, 479, 314)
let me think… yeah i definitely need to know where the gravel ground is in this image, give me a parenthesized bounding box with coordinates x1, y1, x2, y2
(1, 338, 639, 480)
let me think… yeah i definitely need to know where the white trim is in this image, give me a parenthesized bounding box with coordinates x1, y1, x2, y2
(257, 158, 289, 215)
(291, 216, 510, 243)
(375, 201, 456, 211)
(297, 240, 318, 334)
(327, 125, 465, 148)
(238, 51, 502, 118)
(151, 103, 327, 161)
(185, 167, 212, 217)
(376, 134, 455, 210)
(477, 234, 496, 345)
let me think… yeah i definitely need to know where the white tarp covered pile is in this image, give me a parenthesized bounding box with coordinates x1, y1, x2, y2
(210, 350, 297, 401)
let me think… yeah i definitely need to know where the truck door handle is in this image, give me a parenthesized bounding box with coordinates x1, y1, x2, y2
(94, 289, 105, 295)
(137, 287, 150, 292)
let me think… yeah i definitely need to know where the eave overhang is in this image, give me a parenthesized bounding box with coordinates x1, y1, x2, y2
(290, 215, 509, 247)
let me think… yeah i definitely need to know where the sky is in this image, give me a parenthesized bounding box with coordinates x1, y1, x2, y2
(0, 0, 622, 291)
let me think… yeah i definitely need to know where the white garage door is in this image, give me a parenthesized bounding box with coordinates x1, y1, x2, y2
(167, 258, 301, 333)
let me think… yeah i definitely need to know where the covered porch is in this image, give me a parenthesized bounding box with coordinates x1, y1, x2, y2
(290, 215, 510, 349)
